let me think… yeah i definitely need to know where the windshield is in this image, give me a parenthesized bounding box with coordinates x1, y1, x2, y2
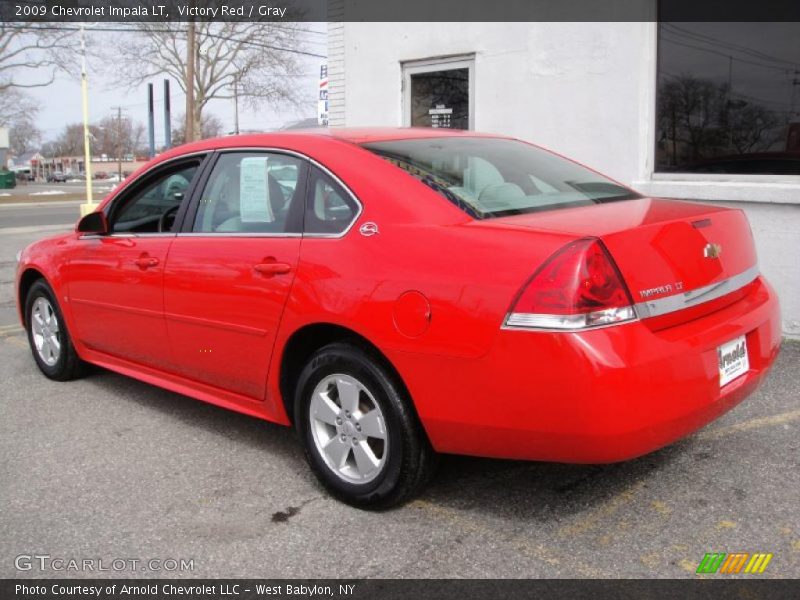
(361, 137, 640, 219)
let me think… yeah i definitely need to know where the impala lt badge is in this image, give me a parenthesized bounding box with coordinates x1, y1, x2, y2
(359, 222, 379, 237)
(704, 243, 722, 259)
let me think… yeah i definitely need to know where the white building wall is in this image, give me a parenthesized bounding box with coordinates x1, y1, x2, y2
(329, 22, 800, 337)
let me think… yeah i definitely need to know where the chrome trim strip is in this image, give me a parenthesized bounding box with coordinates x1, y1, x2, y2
(175, 232, 302, 238)
(501, 265, 759, 333)
(503, 306, 637, 331)
(633, 265, 759, 319)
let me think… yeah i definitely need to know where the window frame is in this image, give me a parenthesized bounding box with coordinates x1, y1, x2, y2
(181, 149, 310, 237)
(402, 54, 476, 131)
(176, 147, 363, 239)
(304, 165, 362, 237)
(648, 21, 800, 186)
(96, 153, 209, 238)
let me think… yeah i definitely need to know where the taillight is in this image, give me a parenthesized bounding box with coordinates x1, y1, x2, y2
(505, 238, 636, 330)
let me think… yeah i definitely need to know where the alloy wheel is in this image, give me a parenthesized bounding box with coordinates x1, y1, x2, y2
(309, 373, 388, 484)
(31, 296, 61, 366)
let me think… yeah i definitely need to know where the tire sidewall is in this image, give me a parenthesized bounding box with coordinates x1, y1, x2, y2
(295, 344, 407, 505)
(25, 280, 72, 378)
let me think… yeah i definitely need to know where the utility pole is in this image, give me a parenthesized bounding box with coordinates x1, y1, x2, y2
(233, 75, 240, 135)
(110, 106, 125, 180)
(185, 20, 196, 142)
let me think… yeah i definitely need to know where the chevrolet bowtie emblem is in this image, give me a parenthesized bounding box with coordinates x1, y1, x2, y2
(704, 243, 722, 259)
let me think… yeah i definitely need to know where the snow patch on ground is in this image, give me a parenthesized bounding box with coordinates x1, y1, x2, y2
(30, 190, 67, 196)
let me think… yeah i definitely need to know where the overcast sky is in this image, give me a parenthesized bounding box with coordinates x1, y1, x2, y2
(18, 24, 327, 146)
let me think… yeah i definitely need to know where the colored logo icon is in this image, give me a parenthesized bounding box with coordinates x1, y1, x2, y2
(696, 552, 773, 574)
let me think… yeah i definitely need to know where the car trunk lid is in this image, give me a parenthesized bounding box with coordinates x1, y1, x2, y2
(479, 198, 758, 325)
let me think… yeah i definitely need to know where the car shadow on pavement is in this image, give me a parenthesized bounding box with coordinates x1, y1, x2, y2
(84, 367, 304, 463)
(82, 364, 689, 517)
(419, 442, 689, 520)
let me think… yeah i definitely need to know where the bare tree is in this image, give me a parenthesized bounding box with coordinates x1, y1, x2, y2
(656, 74, 782, 166)
(0, 24, 76, 91)
(8, 114, 41, 156)
(110, 23, 306, 141)
(0, 87, 39, 125)
(44, 123, 101, 157)
(0, 24, 77, 122)
(94, 115, 147, 158)
(171, 112, 225, 146)
(728, 101, 780, 154)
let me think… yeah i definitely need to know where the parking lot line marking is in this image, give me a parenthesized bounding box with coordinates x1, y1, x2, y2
(558, 480, 646, 538)
(409, 499, 603, 576)
(0, 324, 23, 332)
(1, 335, 27, 349)
(697, 409, 800, 440)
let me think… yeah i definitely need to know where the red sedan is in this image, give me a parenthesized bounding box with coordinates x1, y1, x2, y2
(15, 128, 781, 507)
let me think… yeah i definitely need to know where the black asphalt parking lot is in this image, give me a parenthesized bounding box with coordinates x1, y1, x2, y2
(1, 218, 799, 579)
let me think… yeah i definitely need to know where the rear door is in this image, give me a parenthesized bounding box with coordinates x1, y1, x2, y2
(162, 151, 308, 400)
(68, 156, 206, 368)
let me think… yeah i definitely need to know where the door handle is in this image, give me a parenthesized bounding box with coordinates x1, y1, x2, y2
(134, 256, 159, 269)
(254, 261, 292, 276)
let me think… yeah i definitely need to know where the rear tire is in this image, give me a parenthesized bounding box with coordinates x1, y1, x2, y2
(294, 342, 437, 509)
(25, 280, 84, 381)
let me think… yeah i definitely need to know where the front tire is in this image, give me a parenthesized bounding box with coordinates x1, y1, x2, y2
(25, 279, 83, 381)
(294, 342, 436, 508)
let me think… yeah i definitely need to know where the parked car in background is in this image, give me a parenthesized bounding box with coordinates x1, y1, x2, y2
(14, 168, 34, 182)
(15, 128, 781, 508)
(46, 171, 67, 183)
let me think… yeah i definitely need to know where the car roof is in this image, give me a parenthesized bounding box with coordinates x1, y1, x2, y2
(170, 127, 504, 151)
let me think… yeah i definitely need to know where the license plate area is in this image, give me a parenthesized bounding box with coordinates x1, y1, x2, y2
(718, 335, 749, 387)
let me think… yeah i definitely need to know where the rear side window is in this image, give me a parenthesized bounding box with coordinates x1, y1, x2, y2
(361, 137, 639, 219)
(305, 167, 358, 235)
(193, 152, 305, 234)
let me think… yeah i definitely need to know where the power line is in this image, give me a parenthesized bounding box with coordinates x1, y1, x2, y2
(2, 24, 327, 59)
(660, 35, 795, 74)
(661, 23, 800, 69)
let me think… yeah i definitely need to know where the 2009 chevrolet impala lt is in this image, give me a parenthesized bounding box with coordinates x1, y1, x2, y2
(15, 128, 781, 507)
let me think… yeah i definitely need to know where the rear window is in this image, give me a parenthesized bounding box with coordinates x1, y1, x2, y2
(361, 137, 640, 219)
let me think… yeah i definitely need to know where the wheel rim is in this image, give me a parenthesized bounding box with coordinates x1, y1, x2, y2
(309, 374, 388, 485)
(31, 296, 61, 366)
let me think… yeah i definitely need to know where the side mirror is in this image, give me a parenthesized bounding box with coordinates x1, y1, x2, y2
(77, 211, 109, 235)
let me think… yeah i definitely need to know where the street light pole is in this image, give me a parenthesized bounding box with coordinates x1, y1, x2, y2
(79, 24, 96, 217)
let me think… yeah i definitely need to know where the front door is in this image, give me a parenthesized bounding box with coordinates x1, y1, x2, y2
(163, 151, 307, 400)
(68, 157, 205, 368)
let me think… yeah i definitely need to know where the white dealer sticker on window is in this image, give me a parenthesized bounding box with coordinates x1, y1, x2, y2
(239, 157, 274, 223)
(718, 335, 749, 387)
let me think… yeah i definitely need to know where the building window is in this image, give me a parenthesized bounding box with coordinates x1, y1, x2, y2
(656, 22, 800, 175)
(403, 56, 474, 130)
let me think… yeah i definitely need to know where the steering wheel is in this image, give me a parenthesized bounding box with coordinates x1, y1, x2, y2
(158, 205, 180, 233)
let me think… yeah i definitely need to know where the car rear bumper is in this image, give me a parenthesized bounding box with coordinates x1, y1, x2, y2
(397, 275, 781, 462)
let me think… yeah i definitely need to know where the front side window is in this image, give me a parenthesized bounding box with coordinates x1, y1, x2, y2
(193, 152, 304, 234)
(656, 22, 800, 175)
(361, 137, 639, 219)
(111, 161, 201, 233)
